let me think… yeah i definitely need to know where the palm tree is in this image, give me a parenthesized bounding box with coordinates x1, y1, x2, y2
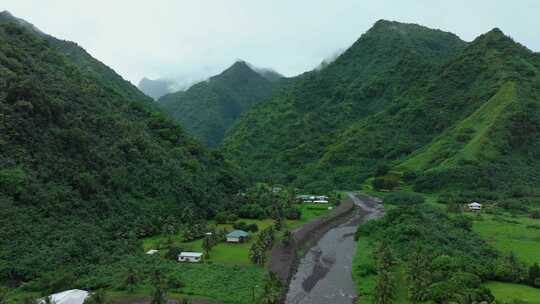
(202, 236, 213, 259)
(150, 270, 168, 304)
(124, 266, 139, 293)
(374, 243, 396, 304)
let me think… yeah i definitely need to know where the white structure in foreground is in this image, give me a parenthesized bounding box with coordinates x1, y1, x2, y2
(146, 249, 159, 255)
(178, 251, 203, 263)
(39, 289, 89, 304)
(468, 202, 482, 211)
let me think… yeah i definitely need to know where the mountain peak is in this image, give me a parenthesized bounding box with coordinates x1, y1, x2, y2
(471, 27, 528, 53)
(0, 10, 44, 35)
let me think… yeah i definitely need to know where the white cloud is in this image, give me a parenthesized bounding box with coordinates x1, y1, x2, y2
(3, 0, 539, 85)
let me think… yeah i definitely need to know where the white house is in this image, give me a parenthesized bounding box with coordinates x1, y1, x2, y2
(468, 202, 482, 211)
(39, 289, 89, 304)
(178, 252, 203, 263)
(146, 249, 159, 255)
(313, 199, 329, 204)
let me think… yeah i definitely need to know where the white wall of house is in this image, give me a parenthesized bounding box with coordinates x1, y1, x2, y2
(227, 237, 240, 243)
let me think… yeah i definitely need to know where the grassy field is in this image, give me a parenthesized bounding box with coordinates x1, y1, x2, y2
(484, 281, 540, 304)
(471, 212, 540, 265)
(142, 204, 332, 265)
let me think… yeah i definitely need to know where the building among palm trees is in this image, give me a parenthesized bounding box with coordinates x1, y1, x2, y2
(226, 230, 250, 243)
(178, 251, 203, 263)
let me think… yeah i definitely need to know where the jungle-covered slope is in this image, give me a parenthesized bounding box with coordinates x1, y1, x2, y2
(223, 21, 540, 197)
(0, 17, 243, 285)
(158, 61, 282, 146)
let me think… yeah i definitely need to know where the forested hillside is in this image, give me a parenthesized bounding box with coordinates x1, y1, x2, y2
(223, 21, 540, 198)
(158, 61, 283, 146)
(0, 17, 243, 286)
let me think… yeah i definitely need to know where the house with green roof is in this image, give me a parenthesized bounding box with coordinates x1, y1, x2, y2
(226, 230, 250, 243)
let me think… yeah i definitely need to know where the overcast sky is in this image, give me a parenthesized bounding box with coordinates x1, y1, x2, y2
(3, 1, 539, 86)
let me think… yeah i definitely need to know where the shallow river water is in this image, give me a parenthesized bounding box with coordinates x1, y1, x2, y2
(285, 193, 383, 304)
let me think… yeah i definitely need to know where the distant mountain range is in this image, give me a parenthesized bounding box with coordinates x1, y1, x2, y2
(223, 20, 540, 197)
(157, 60, 286, 146)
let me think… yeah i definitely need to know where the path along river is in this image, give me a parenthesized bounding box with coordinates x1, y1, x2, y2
(285, 193, 384, 304)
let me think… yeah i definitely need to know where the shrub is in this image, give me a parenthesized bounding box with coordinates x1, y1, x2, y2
(384, 192, 425, 205)
(402, 170, 418, 183)
(247, 223, 259, 232)
(233, 222, 249, 231)
(374, 164, 390, 177)
(285, 207, 301, 220)
(530, 210, 540, 219)
(372, 177, 399, 191)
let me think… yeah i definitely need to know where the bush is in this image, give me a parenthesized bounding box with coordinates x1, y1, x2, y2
(238, 204, 266, 219)
(374, 164, 390, 177)
(384, 192, 425, 205)
(233, 221, 249, 231)
(402, 170, 418, 183)
(166, 246, 183, 261)
(530, 210, 540, 219)
(285, 207, 301, 220)
(372, 177, 399, 191)
(215, 211, 238, 224)
(247, 223, 259, 232)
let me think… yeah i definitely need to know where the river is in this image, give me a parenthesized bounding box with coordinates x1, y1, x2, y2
(285, 193, 384, 304)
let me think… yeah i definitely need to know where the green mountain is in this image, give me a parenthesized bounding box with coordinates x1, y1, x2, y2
(0, 10, 150, 103)
(0, 16, 243, 284)
(158, 60, 282, 146)
(223, 21, 540, 197)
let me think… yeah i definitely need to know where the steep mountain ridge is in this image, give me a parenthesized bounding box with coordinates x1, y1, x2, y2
(158, 60, 281, 146)
(223, 20, 467, 186)
(223, 22, 540, 195)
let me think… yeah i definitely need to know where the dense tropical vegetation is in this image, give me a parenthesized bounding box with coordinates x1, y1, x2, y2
(223, 20, 540, 203)
(0, 15, 245, 292)
(158, 61, 284, 146)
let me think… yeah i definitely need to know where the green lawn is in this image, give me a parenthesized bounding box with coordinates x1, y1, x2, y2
(472, 213, 540, 265)
(484, 281, 540, 304)
(142, 204, 333, 265)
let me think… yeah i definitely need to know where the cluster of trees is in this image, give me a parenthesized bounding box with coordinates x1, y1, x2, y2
(249, 227, 276, 265)
(215, 184, 301, 223)
(256, 272, 283, 304)
(356, 204, 500, 302)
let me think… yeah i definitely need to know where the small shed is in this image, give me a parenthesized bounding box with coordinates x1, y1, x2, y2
(178, 252, 203, 263)
(226, 230, 250, 243)
(468, 202, 482, 211)
(146, 249, 159, 255)
(39, 289, 89, 304)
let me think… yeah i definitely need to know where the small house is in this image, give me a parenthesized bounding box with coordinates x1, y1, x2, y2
(226, 230, 250, 243)
(178, 252, 203, 263)
(39, 289, 89, 304)
(297, 195, 316, 203)
(468, 202, 482, 211)
(146, 249, 159, 255)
